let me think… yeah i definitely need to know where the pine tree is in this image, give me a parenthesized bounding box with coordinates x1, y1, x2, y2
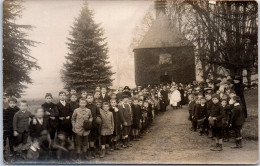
(3, 0, 40, 98)
(61, 2, 114, 92)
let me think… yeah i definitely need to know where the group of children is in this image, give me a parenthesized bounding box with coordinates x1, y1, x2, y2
(187, 79, 245, 151)
(3, 85, 167, 162)
(3, 77, 247, 162)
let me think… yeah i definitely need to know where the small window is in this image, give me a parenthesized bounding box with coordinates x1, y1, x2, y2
(159, 53, 172, 65)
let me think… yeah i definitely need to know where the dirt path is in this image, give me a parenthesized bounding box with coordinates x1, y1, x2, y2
(89, 105, 258, 164)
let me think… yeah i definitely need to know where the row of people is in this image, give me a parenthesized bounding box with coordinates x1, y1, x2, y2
(4, 86, 167, 162)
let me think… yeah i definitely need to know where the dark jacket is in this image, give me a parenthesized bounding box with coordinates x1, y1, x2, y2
(209, 103, 224, 127)
(69, 101, 79, 114)
(192, 104, 200, 117)
(131, 105, 142, 128)
(118, 103, 133, 126)
(87, 103, 101, 119)
(188, 101, 196, 115)
(30, 117, 49, 139)
(231, 103, 245, 126)
(160, 90, 169, 105)
(206, 100, 214, 117)
(4, 106, 19, 133)
(13, 110, 31, 133)
(42, 102, 59, 128)
(100, 93, 111, 103)
(109, 107, 123, 135)
(56, 101, 72, 132)
(195, 104, 207, 120)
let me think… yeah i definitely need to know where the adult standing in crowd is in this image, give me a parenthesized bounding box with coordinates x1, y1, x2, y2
(170, 86, 181, 109)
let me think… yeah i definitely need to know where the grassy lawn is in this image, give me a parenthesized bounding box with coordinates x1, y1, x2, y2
(243, 88, 258, 140)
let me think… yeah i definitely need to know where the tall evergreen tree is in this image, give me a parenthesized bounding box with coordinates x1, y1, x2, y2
(3, 0, 40, 98)
(61, 2, 114, 92)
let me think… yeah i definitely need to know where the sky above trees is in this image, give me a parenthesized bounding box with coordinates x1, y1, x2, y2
(17, 0, 152, 98)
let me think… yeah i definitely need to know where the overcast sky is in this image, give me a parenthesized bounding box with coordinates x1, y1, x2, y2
(17, 0, 153, 99)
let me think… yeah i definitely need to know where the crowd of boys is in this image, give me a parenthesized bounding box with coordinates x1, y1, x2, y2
(3, 75, 247, 162)
(3, 85, 171, 162)
(187, 75, 246, 151)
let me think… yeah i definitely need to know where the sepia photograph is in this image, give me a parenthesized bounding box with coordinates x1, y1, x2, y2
(2, 0, 259, 164)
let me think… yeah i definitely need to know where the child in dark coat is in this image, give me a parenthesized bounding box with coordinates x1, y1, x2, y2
(30, 108, 49, 141)
(221, 99, 231, 142)
(195, 97, 207, 135)
(188, 94, 195, 130)
(131, 99, 142, 141)
(69, 94, 79, 113)
(3, 98, 19, 158)
(109, 99, 123, 150)
(56, 91, 72, 139)
(86, 94, 101, 158)
(192, 97, 200, 132)
(230, 96, 245, 148)
(209, 94, 224, 151)
(41, 93, 59, 142)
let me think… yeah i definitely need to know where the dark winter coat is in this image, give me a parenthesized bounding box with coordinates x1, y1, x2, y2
(30, 117, 49, 139)
(69, 101, 79, 114)
(4, 106, 19, 134)
(231, 103, 245, 126)
(131, 105, 142, 129)
(41, 102, 59, 128)
(160, 90, 169, 105)
(109, 107, 123, 136)
(195, 104, 207, 120)
(209, 103, 224, 127)
(118, 103, 133, 126)
(56, 101, 72, 133)
(234, 83, 247, 118)
(100, 93, 111, 103)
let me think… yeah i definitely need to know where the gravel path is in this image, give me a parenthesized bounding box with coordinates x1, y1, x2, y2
(89, 105, 258, 164)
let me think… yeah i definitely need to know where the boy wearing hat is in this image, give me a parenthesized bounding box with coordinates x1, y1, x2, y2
(42, 93, 59, 142)
(188, 94, 195, 130)
(71, 98, 93, 160)
(209, 94, 224, 151)
(118, 95, 133, 148)
(230, 96, 245, 148)
(4, 98, 19, 158)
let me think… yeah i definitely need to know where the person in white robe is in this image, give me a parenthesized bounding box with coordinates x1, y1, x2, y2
(170, 86, 181, 109)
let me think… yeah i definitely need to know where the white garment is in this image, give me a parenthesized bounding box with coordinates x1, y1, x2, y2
(170, 90, 181, 106)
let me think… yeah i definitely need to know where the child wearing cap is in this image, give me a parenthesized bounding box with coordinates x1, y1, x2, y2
(188, 94, 195, 129)
(209, 94, 224, 151)
(230, 96, 245, 148)
(71, 98, 93, 160)
(42, 93, 59, 143)
(3, 97, 19, 158)
(205, 93, 213, 138)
